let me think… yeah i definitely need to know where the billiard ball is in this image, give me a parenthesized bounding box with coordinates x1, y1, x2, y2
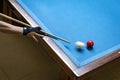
(75, 41, 85, 49)
(86, 40, 94, 48)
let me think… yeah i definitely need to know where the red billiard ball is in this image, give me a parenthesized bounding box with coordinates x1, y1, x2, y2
(87, 40, 94, 48)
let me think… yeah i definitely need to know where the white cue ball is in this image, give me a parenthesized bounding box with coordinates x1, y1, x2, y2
(75, 41, 85, 48)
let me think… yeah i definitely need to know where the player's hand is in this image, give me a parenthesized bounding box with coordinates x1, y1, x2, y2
(23, 27, 43, 42)
(27, 31, 43, 42)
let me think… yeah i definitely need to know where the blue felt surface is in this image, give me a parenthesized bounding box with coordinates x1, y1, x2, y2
(17, 0, 120, 67)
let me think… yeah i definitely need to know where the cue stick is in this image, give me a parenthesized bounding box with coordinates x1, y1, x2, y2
(0, 13, 31, 27)
(0, 13, 70, 43)
(40, 30, 70, 43)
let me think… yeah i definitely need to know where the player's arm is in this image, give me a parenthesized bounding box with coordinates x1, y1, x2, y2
(0, 21, 43, 42)
(0, 20, 23, 35)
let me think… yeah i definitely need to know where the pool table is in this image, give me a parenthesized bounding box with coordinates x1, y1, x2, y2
(4, 0, 120, 80)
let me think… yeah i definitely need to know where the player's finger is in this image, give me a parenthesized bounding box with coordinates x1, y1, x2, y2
(31, 35, 39, 43)
(34, 33, 44, 38)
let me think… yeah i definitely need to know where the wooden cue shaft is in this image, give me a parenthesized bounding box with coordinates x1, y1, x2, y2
(0, 13, 31, 27)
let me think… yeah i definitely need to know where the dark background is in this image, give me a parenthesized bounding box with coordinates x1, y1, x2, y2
(0, 0, 3, 12)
